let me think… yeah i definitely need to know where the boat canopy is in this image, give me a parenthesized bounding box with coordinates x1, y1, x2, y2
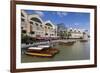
(38, 45, 50, 48)
(28, 47, 43, 50)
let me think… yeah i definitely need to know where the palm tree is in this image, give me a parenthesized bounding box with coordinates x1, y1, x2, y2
(66, 29, 72, 39)
(57, 23, 67, 39)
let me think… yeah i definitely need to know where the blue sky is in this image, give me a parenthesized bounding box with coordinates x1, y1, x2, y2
(24, 10, 90, 33)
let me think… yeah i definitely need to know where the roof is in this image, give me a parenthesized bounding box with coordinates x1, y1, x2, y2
(38, 45, 50, 48)
(28, 47, 43, 50)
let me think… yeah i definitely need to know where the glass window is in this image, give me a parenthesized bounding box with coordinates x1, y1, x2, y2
(35, 23, 38, 26)
(21, 18, 25, 22)
(30, 31, 35, 34)
(40, 25, 42, 27)
(31, 17, 42, 24)
(30, 21, 33, 24)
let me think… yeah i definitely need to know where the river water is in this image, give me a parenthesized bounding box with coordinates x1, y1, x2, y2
(21, 40, 90, 63)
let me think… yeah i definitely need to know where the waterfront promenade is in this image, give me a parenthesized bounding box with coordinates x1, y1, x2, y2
(21, 39, 90, 63)
(21, 39, 82, 48)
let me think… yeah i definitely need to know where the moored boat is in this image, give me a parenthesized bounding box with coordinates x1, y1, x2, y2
(80, 39, 88, 42)
(59, 41, 76, 45)
(25, 45, 59, 57)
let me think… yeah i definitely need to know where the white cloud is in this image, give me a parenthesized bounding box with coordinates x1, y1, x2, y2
(74, 23, 80, 26)
(57, 12, 68, 17)
(35, 11, 44, 17)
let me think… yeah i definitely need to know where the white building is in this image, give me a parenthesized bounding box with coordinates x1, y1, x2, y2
(68, 28, 88, 39)
(21, 10, 57, 39)
(21, 10, 88, 39)
(28, 14, 45, 38)
(21, 10, 30, 35)
(44, 21, 57, 38)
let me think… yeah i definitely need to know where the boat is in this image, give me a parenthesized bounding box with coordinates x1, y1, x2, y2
(80, 35, 88, 42)
(25, 52, 53, 57)
(80, 39, 88, 42)
(59, 41, 76, 45)
(25, 45, 59, 57)
(38, 45, 50, 49)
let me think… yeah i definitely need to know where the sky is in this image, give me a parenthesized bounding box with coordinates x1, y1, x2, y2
(24, 10, 90, 33)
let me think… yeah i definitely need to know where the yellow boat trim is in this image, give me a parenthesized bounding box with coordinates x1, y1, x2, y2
(26, 52, 52, 56)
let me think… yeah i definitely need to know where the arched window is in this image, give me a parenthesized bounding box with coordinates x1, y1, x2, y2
(29, 21, 33, 24)
(31, 17, 42, 24)
(45, 23, 52, 27)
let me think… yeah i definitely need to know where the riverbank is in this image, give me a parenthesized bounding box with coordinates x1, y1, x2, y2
(21, 39, 90, 63)
(21, 39, 86, 48)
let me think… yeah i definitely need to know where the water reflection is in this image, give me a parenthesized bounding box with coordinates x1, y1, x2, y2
(21, 40, 90, 63)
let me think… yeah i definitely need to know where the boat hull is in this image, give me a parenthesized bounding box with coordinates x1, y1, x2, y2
(25, 48, 59, 57)
(80, 40, 88, 42)
(59, 41, 75, 45)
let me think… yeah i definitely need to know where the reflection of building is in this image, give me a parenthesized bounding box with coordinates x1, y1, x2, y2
(21, 10, 57, 39)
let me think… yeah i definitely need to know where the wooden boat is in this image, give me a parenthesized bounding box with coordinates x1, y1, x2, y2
(38, 45, 50, 49)
(25, 46, 59, 57)
(80, 39, 88, 42)
(59, 41, 75, 45)
(25, 52, 53, 57)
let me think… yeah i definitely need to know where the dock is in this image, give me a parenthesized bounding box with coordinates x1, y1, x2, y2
(21, 39, 76, 48)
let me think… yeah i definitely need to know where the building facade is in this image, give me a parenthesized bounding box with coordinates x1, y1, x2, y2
(67, 28, 88, 39)
(21, 10, 57, 39)
(21, 10, 88, 39)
